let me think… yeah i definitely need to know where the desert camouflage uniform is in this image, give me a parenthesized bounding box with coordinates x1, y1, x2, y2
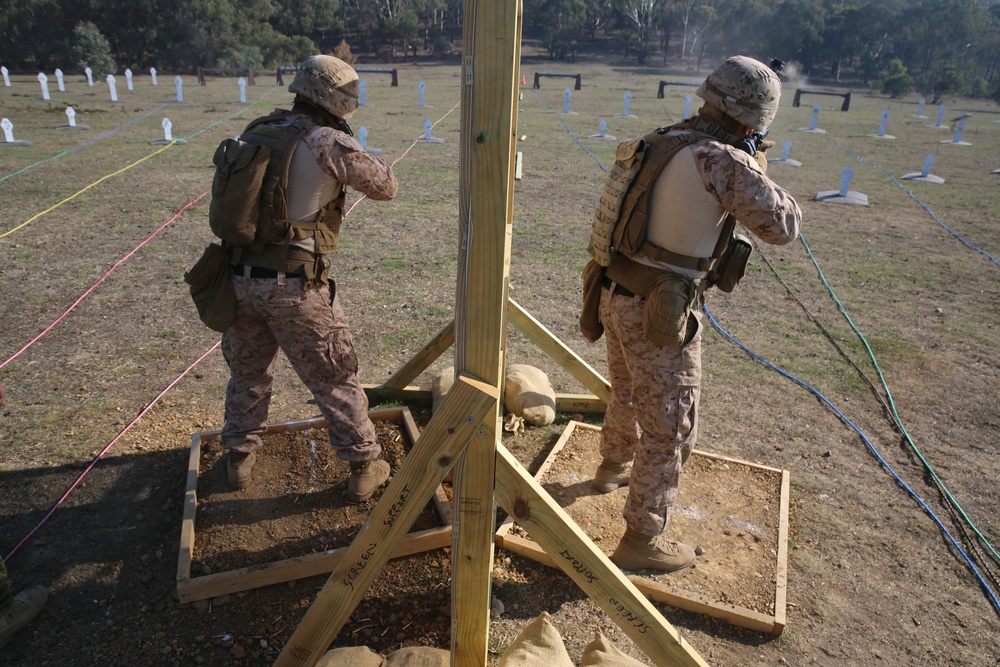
(600, 135, 800, 536)
(222, 118, 397, 462)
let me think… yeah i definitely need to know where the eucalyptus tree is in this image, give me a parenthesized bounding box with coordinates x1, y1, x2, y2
(615, 0, 664, 64)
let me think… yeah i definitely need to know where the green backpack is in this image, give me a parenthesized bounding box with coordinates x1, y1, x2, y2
(208, 112, 311, 252)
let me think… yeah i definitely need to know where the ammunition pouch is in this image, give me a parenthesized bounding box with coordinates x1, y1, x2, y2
(184, 243, 236, 333)
(709, 233, 753, 293)
(579, 259, 605, 343)
(642, 272, 705, 347)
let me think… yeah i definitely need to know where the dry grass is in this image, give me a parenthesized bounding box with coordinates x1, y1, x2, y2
(1, 53, 999, 665)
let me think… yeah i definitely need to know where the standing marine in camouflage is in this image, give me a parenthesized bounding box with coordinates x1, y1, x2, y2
(581, 56, 802, 572)
(221, 55, 398, 501)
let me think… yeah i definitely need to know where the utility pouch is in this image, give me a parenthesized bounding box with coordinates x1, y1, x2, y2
(712, 233, 753, 293)
(642, 273, 696, 346)
(579, 259, 605, 343)
(183, 243, 236, 333)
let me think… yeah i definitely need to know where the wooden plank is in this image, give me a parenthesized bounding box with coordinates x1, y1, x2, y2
(400, 406, 454, 526)
(496, 533, 778, 634)
(274, 374, 499, 666)
(363, 384, 432, 406)
(382, 320, 455, 389)
(178, 526, 452, 603)
(507, 298, 611, 403)
(450, 1, 521, 664)
(494, 444, 709, 667)
(773, 470, 791, 635)
(555, 393, 606, 413)
(176, 432, 202, 585)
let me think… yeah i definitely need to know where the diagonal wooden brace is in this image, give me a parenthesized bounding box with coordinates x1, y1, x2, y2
(273, 374, 499, 667)
(507, 297, 610, 403)
(493, 444, 710, 667)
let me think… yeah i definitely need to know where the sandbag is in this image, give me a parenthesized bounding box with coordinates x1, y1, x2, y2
(579, 630, 650, 666)
(496, 612, 573, 667)
(316, 645, 385, 667)
(430, 366, 455, 414)
(383, 646, 450, 666)
(503, 365, 556, 427)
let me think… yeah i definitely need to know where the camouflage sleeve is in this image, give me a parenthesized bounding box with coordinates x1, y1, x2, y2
(303, 126, 398, 201)
(691, 140, 801, 245)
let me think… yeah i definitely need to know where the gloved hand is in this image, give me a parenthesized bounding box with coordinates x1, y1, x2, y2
(755, 140, 776, 173)
(733, 130, 768, 156)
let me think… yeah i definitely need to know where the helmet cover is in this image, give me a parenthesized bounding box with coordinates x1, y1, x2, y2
(288, 55, 360, 121)
(696, 56, 781, 131)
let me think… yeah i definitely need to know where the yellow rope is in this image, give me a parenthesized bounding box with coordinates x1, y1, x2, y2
(0, 141, 177, 239)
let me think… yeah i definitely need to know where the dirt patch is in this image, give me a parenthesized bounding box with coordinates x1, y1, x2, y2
(192, 421, 443, 575)
(511, 424, 783, 619)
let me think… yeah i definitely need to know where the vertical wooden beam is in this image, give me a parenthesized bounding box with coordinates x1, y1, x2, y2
(452, 1, 522, 665)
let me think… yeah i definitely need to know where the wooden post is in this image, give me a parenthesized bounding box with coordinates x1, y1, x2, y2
(451, 0, 521, 663)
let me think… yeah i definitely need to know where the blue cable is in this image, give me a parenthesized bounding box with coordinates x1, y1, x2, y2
(703, 304, 1000, 615)
(533, 88, 608, 174)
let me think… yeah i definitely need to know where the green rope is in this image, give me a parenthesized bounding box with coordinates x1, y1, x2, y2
(798, 232, 1000, 569)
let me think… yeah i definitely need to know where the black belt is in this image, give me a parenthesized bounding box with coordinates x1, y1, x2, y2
(602, 275, 635, 298)
(233, 264, 296, 279)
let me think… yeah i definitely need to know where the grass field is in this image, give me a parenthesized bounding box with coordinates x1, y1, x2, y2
(1, 52, 999, 665)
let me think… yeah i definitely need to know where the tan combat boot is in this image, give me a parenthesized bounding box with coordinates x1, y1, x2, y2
(0, 585, 49, 649)
(610, 528, 695, 572)
(592, 458, 632, 493)
(226, 451, 257, 491)
(347, 459, 391, 502)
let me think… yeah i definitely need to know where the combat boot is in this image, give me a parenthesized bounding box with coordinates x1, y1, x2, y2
(592, 458, 632, 493)
(226, 451, 257, 491)
(347, 459, 390, 503)
(0, 585, 49, 649)
(610, 528, 695, 572)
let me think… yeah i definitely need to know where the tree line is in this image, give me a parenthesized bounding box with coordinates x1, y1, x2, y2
(1, 0, 997, 101)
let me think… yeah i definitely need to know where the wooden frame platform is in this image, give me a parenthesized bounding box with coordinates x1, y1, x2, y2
(176, 407, 453, 604)
(495, 421, 791, 635)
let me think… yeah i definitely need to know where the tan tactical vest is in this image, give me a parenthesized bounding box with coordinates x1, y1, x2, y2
(234, 110, 346, 281)
(590, 118, 741, 297)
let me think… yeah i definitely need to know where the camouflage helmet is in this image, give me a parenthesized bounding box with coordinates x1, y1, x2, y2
(696, 56, 781, 132)
(289, 55, 360, 121)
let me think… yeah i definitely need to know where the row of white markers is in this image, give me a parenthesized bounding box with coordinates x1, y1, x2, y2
(2, 68, 257, 105)
(1, 66, 164, 89)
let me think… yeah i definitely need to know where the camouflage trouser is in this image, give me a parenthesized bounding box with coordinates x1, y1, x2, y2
(0, 555, 12, 615)
(221, 272, 380, 462)
(599, 285, 702, 536)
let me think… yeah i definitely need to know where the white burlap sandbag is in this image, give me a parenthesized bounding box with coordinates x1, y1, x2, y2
(430, 366, 455, 414)
(496, 612, 573, 667)
(503, 364, 556, 427)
